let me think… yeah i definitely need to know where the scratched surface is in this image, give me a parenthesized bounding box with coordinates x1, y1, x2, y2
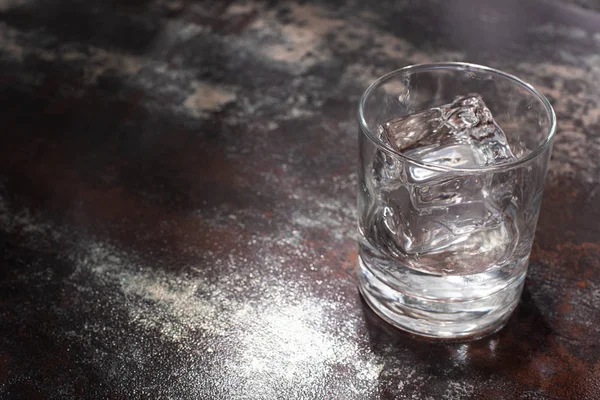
(0, 0, 599, 399)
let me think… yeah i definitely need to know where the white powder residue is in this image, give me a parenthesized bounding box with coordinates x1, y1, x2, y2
(74, 243, 224, 342)
(292, 210, 350, 242)
(62, 235, 382, 398)
(227, 295, 382, 398)
(289, 183, 356, 243)
(0, 187, 56, 238)
(381, 365, 478, 400)
(442, 381, 475, 400)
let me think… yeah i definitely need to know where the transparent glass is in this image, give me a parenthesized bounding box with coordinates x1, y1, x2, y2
(357, 63, 556, 340)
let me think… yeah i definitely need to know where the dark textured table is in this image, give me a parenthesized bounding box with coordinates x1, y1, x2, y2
(1, 0, 599, 399)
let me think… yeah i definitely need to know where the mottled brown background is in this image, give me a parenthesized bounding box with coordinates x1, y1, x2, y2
(0, 0, 599, 399)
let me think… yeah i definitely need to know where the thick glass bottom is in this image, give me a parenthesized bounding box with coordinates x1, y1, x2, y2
(358, 253, 525, 340)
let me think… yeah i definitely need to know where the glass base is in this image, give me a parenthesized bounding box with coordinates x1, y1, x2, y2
(357, 254, 525, 340)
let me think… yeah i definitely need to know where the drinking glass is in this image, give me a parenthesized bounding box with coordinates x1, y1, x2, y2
(357, 63, 556, 339)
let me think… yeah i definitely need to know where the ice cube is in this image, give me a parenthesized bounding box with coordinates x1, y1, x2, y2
(373, 94, 518, 256)
(381, 94, 516, 168)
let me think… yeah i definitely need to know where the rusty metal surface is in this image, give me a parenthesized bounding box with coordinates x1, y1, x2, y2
(0, 0, 599, 399)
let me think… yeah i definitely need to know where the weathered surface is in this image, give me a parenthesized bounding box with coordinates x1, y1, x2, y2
(0, 0, 598, 399)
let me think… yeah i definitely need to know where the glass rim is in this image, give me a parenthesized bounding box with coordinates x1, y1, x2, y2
(358, 62, 557, 173)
